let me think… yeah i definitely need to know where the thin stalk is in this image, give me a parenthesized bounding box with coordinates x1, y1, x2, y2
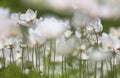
(93, 29, 99, 46)
(79, 53, 82, 78)
(62, 56, 64, 78)
(32, 47, 34, 68)
(94, 62, 97, 78)
(48, 40, 53, 75)
(100, 61, 103, 78)
(83, 61, 86, 78)
(2, 48, 5, 78)
(64, 57, 67, 77)
(9, 46, 14, 64)
(35, 47, 38, 68)
(27, 46, 29, 61)
(53, 39, 56, 78)
(38, 47, 41, 73)
(43, 46, 46, 74)
(2, 49, 5, 66)
(21, 47, 25, 73)
(86, 61, 90, 78)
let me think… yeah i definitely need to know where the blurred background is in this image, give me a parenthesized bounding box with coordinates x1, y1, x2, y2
(0, 0, 120, 32)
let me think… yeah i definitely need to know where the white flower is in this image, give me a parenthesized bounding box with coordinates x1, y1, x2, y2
(4, 38, 16, 46)
(0, 39, 4, 49)
(11, 9, 37, 27)
(100, 33, 114, 52)
(88, 47, 112, 62)
(75, 31, 81, 38)
(72, 12, 103, 33)
(0, 8, 18, 38)
(88, 34, 101, 45)
(20, 9, 37, 23)
(113, 38, 120, 53)
(86, 18, 103, 33)
(56, 36, 77, 56)
(109, 27, 120, 39)
(72, 12, 89, 32)
(0, 8, 10, 19)
(28, 28, 46, 47)
(35, 17, 69, 39)
(64, 30, 73, 38)
(81, 53, 88, 60)
(0, 19, 19, 38)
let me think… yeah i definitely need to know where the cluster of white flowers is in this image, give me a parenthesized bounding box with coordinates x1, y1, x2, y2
(0, 8, 120, 78)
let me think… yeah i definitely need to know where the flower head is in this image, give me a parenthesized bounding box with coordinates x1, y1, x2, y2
(28, 28, 46, 47)
(11, 9, 37, 27)
(109, 27, 120, 39)
(86, 17, 103, 33)
(35, 17, 69, 39)
(0, 8, 10, 19)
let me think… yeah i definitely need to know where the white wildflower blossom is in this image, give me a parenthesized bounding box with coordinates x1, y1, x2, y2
(88, 34, 101, 45)
(86, 18, 103, 33)
(64, 30, 73, 38)
(35, 17, 69, 39)
(100, 33, 114, 52)
(0, 39, 4, 49)
(72, 12, 89, 32)
(28, 28, 46, 47)
(11, 9, 37, 27)
(56, 36, 77, 56)
(109, 27, 120, 39)
(75, 31, 81, 38)
(81, 53, 88, 60)
(0, 8, 10, 19)
(88, 47, 112, 62)
(113, 38, 120, 53)
(4, 38, 16, 46)
(0, 8, 19, 38)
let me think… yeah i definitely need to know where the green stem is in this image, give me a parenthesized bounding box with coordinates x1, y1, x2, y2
(53, 39, 56, 78)
(87, 61, 90, 78)
(43, 46, 46, 74)
(27, 46, 29, 61)
(62, 56, 64, 78)
(32, 47, 34, 68)
(100, 61, 103, 78)
(64, 57, 67, 77)
(9, 46, 14, 64)
(2, 48, 5, 78)
(35, 47, 38, 68)
(2, 49, 5, 66)
(94, 62, 97, 78)
(79, 53, 82, 78)
(21, 47, 24, 73)
(38, 47, 41, 73)
(48, 40, 53, 75)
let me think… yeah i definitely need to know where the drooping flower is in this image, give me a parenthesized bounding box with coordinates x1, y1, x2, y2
(35, 17, 69, 39)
